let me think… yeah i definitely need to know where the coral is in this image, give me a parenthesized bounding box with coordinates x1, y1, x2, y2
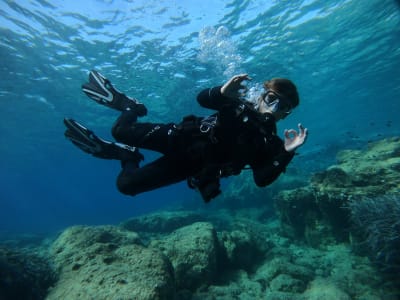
(347, 195, 400, 279)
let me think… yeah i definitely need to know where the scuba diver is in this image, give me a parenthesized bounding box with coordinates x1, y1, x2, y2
(64, 71, 308, 202)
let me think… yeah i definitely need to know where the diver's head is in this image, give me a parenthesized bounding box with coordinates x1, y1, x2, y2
(257, 78, 300, 120)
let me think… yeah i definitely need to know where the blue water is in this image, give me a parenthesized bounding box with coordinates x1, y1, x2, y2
(0, 0, 399, 235)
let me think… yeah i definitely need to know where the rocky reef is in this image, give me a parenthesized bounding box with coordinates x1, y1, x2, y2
(274, 137, 400, 287)
(275, 137, 400, 243)
(42, 210, 396, 299)
(1, 136, 399, 299)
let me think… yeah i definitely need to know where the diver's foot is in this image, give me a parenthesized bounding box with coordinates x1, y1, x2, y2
(64, 118, 144, 163)
(81, 70, 147, 116)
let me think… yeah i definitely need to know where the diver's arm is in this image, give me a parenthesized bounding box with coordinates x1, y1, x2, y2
(197, 85, 232, 110)
(220, 74, 251, 98)
(283, 124, 308, 152)
(252, 123, 306, 186)
(197, 74, 251, 110)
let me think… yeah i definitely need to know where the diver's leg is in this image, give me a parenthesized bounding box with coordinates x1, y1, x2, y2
(116, 156, 187, 196)
(111, 110, 177, 154)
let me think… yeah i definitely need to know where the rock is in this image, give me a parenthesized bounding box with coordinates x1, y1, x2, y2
(192, 270, 263, 299)
(275, 137, 400, 245)
(120, 210, 204, 233)
(274, 187, 320, 240)
(50, 225, 141, 270)
(264, 290, 303, 300)
(303, 278, 351, 300)
(253, 257, 313, 290)
(311, 167, 352, 187)
(150, 222, 218, 291)
(0, 245, 57, 300)
(47, 225, 175, 300)
(313, 137, 400, 195)
(218, 229, 265, 271)
(269, 274, 306, 293)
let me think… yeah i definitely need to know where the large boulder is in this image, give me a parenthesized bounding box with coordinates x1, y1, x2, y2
(302, 278, 351, 300)
(47, 225, 175, 300)
(217, 221, 273, 272)
(150, 222, 219, 291)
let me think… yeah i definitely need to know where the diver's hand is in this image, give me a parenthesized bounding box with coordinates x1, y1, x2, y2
(220, 74, 251, 98)
(284, 123, 308, 152)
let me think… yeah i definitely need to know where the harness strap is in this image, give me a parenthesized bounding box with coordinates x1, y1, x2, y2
(177, 114, 219, 143)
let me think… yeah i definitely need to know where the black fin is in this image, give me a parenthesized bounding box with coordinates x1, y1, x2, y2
(81, 70, 147, 116)
(63, 118, 138, 160)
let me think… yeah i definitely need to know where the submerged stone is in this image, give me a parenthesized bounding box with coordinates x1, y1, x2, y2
(47, 225, 175, 300)
(150, 222, 219, 291)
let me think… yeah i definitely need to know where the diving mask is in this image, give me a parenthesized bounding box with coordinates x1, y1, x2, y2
(263, 90, 292, 115)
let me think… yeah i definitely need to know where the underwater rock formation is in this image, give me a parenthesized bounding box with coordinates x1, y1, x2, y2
(23, 136, 400, 299)
(150, 222, 218, 291)
(302, 278, 351, 300)
(191, 221, 388, 299)
(47, 226, 175, 300)
(218, 228, 268, 272)
(274, 137, 400, 246)
(0, 245, 57, 300)
(43, 209, 395, 299)
(47, 221, 222, 299)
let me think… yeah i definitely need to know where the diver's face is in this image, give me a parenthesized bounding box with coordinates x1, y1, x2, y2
(258, 89, 293, 120)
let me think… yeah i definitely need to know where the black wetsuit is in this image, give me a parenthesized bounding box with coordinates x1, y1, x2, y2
(111, 86, 295, 202)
